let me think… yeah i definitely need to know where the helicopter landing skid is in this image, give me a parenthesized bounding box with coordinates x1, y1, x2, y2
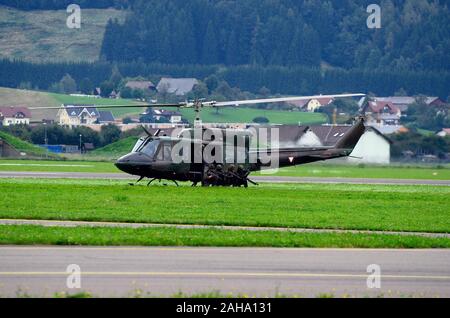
(146, 178, 179, 187)
(128, 176, 145, 186)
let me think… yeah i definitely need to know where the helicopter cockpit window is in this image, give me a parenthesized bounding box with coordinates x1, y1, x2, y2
(140, 140, 160, 157)
(132, 137, 146, 153)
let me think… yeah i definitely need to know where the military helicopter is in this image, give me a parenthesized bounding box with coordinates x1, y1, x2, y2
(33, 94, 366, 187)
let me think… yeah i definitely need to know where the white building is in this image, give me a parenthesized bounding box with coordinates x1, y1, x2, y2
(0, 106, 31, 126)
(348, 127, 392, 164)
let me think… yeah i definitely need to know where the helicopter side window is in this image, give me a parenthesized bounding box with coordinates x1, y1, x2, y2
(156, 142, 172, 161)
(164, 143, 172, 160)
(140, 140, 160, 157)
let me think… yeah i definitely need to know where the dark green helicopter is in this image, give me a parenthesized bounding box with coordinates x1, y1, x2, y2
(33, 94, 366, 187)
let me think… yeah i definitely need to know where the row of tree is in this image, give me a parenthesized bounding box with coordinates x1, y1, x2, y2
(390, 131, 450, 159)
(0, 123, 133, 148)
(1, 59, 449, 98)
(401, 99, 450, 131)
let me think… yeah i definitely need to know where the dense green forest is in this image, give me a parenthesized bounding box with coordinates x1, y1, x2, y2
(2, 0, 448, 72)
(1, 59, 449, 98)
(100, 0, 450, 71)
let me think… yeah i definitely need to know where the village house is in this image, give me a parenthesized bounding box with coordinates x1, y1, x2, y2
(125, 80, 156, 93)
(57, 104, 115, 126)
(0, 106, 31, 126)
(288, 97, 334, 112)
(140, 108, 183, 124)
(373, 96, 446, 112)
(361, 100, 402, 132)
(437, 128, 450, 137)
(157, 77, 199, 96)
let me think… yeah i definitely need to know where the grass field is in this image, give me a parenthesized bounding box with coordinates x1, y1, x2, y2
(264, 163, 450, 180)
(0, 86, 327, 123)
(0, 179, 450, 248)
(49, 93, 146, 118)
(0, 179, 449, 233)
(0, 131, 56, 158)
(0, 87, 145, 120)
(177, 107, 327, 125)
(0, 159, 115, 172)
(1, 225, 448, 248)
(0, 158, 449, 180)
(0, 179, 449, 248)
(0, 6, 127, 62)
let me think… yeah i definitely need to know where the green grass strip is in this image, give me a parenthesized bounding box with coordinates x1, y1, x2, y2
(1, 225, 449, 248)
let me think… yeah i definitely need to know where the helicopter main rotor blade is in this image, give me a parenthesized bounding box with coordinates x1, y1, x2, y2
(28, 93, 365, 110)
(210, 93, 365, 107)
(29, 103, 185, 110)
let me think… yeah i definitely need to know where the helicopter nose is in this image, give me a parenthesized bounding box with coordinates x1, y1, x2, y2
(115, 154, 132, 173)
(115, 153, 149, 175)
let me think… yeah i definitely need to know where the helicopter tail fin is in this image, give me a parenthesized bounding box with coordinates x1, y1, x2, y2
(334, 117, 365, 150)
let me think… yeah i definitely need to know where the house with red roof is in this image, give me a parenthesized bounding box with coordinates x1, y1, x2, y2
(361, 100, 402, 127)
(0, 106, 31, 126)
(437, 128, 450, 137)
(288, 97, 334, 112)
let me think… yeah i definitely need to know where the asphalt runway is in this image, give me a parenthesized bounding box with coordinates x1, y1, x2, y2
(0, 247, 449, 297)
(0, 171, 449, 185)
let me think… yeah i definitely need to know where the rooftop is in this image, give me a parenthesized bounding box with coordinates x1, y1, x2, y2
(0, 106, 31, 118)
(62, 104, 100, 118)
(157, 77, 199, 96)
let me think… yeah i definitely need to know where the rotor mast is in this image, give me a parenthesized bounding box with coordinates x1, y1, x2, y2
(193, 100, 204, 128)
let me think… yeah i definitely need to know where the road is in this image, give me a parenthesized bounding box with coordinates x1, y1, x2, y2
(0, 171, 449, 185)
(0, 247, 449, 297)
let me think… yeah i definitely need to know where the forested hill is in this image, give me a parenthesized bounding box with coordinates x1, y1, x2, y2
(100, 0, 450, 71)
(0, 0, 449, 98)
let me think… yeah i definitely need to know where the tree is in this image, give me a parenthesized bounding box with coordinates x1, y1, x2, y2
(258, 86, 271, 97)
(253, 116, 269, 124)
(109, 64, 123, 88)
(226, 30, 239, 65)
(132, 89, 144, 100)
(189, 82, 208, 99)
(60, 74, 77, 94)
(100, 124, 121, 145)
(202, 21, 218, 65)
(204, 75, 219, 93)
(48, 82, 63, 94)
(99, 81, 114, 98)
(120, 86, 133, 99)
(79, 78, 94, 95)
